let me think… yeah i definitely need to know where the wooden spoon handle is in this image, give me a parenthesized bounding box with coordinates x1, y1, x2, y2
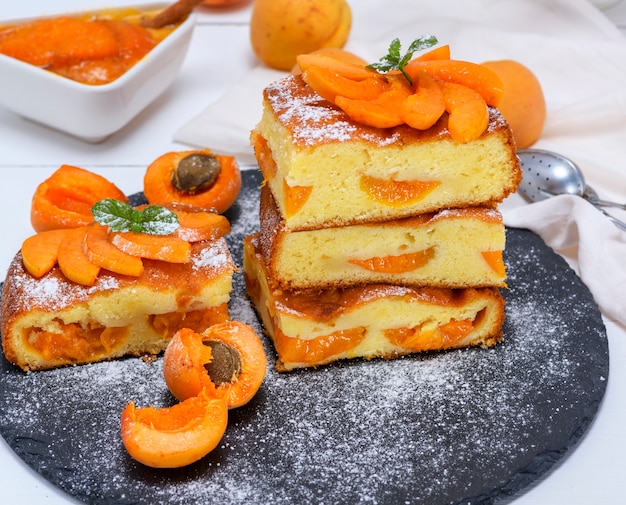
(141, 0, 204, 29)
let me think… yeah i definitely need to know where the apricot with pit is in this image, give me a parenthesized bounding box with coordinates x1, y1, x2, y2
(163, 322, 267, 409)
(250, 0, 352, 71)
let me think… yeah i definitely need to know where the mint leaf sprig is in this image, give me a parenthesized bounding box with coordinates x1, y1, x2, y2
(367, 35, 438, 85)
(92, 199, 179, 236)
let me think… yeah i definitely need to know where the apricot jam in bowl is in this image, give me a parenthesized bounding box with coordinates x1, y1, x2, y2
(0, 3, 195, 142)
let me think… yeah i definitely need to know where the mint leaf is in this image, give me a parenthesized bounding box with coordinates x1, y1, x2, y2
(367, 35, 438, 85)
(92, 199, 179, 235)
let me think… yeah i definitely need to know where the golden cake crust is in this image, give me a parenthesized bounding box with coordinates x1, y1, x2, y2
(2, 238, 235, 371)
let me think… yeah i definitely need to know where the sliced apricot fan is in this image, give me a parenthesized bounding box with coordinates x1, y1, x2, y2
(110, 231, 191, 263)
(84, 224, 144, 277)
(301, 66, 388, 104)
(439, 80, 490, 144)
(401, 71, 446, 130)
(21, 228, 71, 278)
(120, 391, 228, 468)
(57, 226, 101, 286)
(296, 52, 377, 81)
(274, 326, 366, 365)
(404, 59, 504, 106)
(283, 179, 313, 217)
(360, 174, 441, 206)
(348, 247, 435, 274)
(386, 317, 473, 351)
(481, 250, 506, 277)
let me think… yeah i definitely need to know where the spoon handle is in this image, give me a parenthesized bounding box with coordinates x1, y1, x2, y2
(588, 202, 626, 231)
(583, 186, 626, 210)
(589, 198, 626, 211)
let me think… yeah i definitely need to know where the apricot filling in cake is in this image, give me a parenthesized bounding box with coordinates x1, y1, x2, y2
(244, 235, 504, 372)
(257, 185, 506, 290)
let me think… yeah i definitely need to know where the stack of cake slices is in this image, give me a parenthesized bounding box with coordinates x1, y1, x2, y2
(244, 74, 522, 372)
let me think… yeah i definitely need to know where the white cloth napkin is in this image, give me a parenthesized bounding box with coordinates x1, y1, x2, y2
(174, 0, 626, 324)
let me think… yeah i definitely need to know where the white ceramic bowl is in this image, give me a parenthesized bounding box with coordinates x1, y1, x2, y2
(0, 3, 195, 142)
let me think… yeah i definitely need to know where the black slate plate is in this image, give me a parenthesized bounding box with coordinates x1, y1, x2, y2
(0, 170, 609, 505)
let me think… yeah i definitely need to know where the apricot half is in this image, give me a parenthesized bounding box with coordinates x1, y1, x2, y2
(143, 149, 242, 214)
(120, 390, 228, 468)
(163, 322, 267, 409)
(31, 164, 127, 232)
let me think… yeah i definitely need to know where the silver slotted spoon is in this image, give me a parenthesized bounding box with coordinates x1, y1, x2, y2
(517, 148, 626, 231)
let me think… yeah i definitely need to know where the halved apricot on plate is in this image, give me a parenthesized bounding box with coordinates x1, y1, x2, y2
(120, 390, 228, 468)
(163, 322, 267, 409)
(143, 150, 242, 214)
(31, 164, 127, 232)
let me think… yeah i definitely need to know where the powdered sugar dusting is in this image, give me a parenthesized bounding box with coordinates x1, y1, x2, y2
(265, 75, 405, 147)
(0, 174, 608, 505)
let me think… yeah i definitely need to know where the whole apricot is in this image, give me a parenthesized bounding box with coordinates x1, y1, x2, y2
(481, 59, 546, 149)
(250, 0, 352, 71)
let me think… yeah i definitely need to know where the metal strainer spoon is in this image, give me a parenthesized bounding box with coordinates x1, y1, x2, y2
(517, 148, 626, 230)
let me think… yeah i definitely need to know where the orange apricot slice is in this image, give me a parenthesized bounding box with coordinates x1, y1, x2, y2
(401, 72, 446, 130)
(30, 164, 127, 233)
(412, 44, 451, 62)
(360, 174, 441, 206)
(348, 247, 435, 274)
(481, 250, 506, 277)
(252, 133, 277, 180)
(283, 180, 313, 217)
(143, 150, 242, 214)
(84, 224, 144, 277)
(335, 74, 412, 128)
(120, 390, 228, 468)
(137, 203, 231, 243)
(404, 59, 504, 106)
(296, 52, 376, 81)
(439, 81, 490, 144)
(301, 65, 388, 104)
(21, 228, 71, 278)
(110, 231, 191, 263)
(174, 209, 231, 242)
(274, 326, 366, 365)
(163, 322, 267, 409)
(57, 226, 100, 286)
(292, 47, 368, 74)
(386, 317, 474, 351)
